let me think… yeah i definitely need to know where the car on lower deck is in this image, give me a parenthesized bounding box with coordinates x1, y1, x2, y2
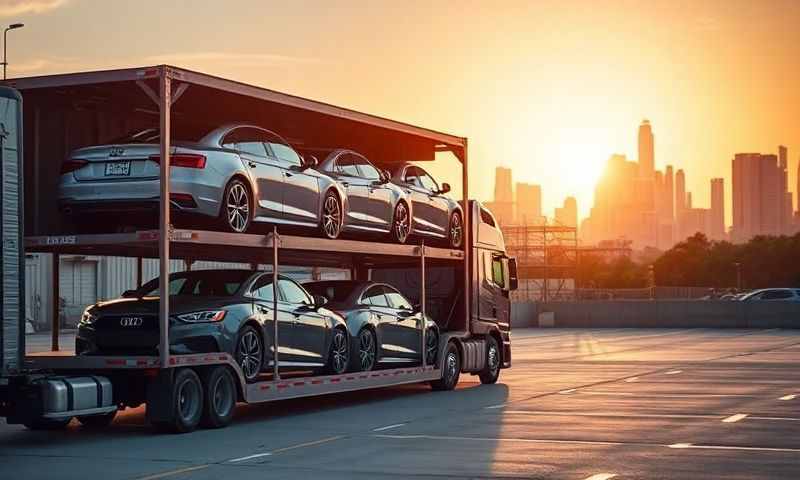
(388, 163, 463, 248)
(303, 280, 439, 372)
(76, 269, 351, 382)
(59, 124, 347, 237)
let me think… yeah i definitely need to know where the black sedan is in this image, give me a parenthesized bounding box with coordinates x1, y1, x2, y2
(76, 269, 351, 382)
(303, 280, 439, 372)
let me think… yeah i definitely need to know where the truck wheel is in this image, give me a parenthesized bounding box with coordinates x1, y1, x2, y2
(200, 366, 237, 429)
(77, 410, 117, 428)
(430, 342, 460, 391)
(154, 368, 204, 434)
(478, 336, 501, 384)
(23, 417, 72, 430)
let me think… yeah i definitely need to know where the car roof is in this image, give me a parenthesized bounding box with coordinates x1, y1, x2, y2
(303, 280, 399, 304)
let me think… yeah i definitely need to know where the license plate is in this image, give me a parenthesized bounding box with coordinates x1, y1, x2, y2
(105, 161, 131, 176)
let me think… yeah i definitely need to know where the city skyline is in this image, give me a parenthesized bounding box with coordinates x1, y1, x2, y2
(3, 1, 799, 221)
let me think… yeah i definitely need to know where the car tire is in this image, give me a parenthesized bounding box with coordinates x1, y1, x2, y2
(220, 178, 252, 233)
(200, 366, 237, 429)
(424, 328, 439, 366)
(390, 201, 411, 244)
(325, 327, 349, 375)
(352, 327, 377, 372)
(478, 336, 501, 385)
(430, 341, 460, 391)
(234, 325, 264, 384)
(77, 410, 117, 428)
(448, 210, 463, 249)
(320, 190, 343, 239)
(153, 368, 204, 434)
(23, 417, 72, 430)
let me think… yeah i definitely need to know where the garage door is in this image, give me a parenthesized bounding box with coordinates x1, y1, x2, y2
(59, 259, 97, 328)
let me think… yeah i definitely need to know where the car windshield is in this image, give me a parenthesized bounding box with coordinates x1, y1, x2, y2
(107, 124, 212, 144)
(137, 270, 251, 297)
(304, 282, 360, 303)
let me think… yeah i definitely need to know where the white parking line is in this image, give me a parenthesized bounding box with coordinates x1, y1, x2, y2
(136, 465, 209, 479)
(503, 410, 722, 420)
(485, 403, 507, 409)
(229, 452, 273, 463)
(669, 442, 800, 453)
(778, 394, 797, 401)
(558, 389, 576, 394)
(583, 474, 617, 480)
(722, 413, 748, 423)
(625, 377, 639, 383)
(665, 370, 683, 375)
(373, 423, 407, 432)
(228, 436, 344, 463)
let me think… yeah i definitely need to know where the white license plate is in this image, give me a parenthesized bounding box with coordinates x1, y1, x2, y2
(105, 161, 131, 176)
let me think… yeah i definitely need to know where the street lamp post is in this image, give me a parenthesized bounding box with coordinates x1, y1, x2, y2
(2, 23, 24, 80)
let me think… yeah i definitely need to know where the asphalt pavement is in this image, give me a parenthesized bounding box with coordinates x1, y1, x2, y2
(2, 328, 799, 479)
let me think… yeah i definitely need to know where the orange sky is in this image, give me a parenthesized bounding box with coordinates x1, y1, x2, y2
(4, 0, 800, 225)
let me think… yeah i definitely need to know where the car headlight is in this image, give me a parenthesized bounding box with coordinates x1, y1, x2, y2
(79, 310, 98, 326)
(177, 310, 226, 323)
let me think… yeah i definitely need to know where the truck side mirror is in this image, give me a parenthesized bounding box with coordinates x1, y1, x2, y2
(508, 257, 518, 291)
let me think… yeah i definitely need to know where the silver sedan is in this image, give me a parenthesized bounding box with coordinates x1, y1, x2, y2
(59, 124, 347, 237)
(390, 163, 464, 248)
(316, 149, 412, 243)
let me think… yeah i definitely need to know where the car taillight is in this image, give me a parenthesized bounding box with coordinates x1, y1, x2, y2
(149, 154, 206, 169)
(60, 158, 88, 174)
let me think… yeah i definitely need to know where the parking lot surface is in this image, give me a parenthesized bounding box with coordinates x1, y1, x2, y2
(2, 328, 799, 479)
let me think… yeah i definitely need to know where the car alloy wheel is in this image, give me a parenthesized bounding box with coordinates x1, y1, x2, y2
(225, 180, 251, 233)
(235, 327, 263, 382)
(449, 211, 463, 248)
(392, 202, 410, 244)
(425, 328, 439, 366)
(358, 328, 377, 371)
(328, 328, 349, 374)
(321, 192, 342, 239)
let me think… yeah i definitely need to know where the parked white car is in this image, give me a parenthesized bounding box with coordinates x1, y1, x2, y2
(738, 288, 800, 302)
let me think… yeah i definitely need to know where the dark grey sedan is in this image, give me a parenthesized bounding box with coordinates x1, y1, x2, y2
(76, 270, 350, 382)
(303, 280, 439, 372)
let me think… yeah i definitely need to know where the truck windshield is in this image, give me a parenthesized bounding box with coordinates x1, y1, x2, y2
(138, 270, 251, 297)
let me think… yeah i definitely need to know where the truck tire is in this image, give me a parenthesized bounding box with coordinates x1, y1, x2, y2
(430, 341, 460, 391)
(23, 417, 72, 430)
(153, 368, 204, 434)
(200, 366, 237, 429)
(478, 336, 501, 384)
(77, 410, 117, 428)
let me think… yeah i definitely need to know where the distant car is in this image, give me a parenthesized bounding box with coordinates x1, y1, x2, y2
(303, 280, 439, 372)
(59, 124, 348, 237)
(389, 163, 464, 248)
(738, 288, 800, 302)
(76, 269, 351, 382)
(315, 149, 413, 243)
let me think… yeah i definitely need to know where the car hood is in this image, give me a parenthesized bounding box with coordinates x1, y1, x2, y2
(89, 295, 243, 316)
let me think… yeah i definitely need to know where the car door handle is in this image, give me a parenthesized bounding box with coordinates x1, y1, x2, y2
(284, 171, 294, 178)
(341, 181, 349, 187)
(248, 161, 257, 168)
(257, 306, 269, 314)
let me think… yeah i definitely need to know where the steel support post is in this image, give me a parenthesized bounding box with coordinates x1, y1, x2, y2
(461, 139, 470, 330)
(158, 67, 171, 369)
(51, 253, 59, 351)
(272, 226, 280, 380)
(420, 242, 426, 368)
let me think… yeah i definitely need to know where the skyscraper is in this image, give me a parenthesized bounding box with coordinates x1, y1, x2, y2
(778, 145, 792, 233)
(638, 119, 654, 179)
(675, 169, 686, 219)
(555, 196, 578, 229)
(732, 153, 783, 242)
(516, 183, 543, 225)
(486, 167, 514, 226)
(710, 178, 725, 240)
(665, 165, 674, 221)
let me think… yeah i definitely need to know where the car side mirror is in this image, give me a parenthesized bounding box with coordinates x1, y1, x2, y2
(121, 289, 137, 298)
(382, 170, 392, 183)
(312, 294, 328, 308)
(439, 183, 451, 195)
(301, 155, 318, 170)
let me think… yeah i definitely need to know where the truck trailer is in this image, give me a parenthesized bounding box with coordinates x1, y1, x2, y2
(0, 65, 517, 433)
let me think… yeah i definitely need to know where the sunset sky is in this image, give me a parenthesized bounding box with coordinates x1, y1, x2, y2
(4, 0, 800, 225)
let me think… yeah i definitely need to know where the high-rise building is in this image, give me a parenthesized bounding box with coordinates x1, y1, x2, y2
(485, 167, 514, 226)
(732, 153, 783, 242)
(638, 119, 654, 179)
(555, 196, 578, 229)
(710, 178, 725, 240)
(664, 165, 674, 221)
(797, 154, 800, 215)
(516, 183, 543, 225)
(675, 169, 686, 220)
(778, 146, 792, 232)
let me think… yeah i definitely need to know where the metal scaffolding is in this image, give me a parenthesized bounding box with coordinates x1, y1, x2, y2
(502, 223, 578, 302)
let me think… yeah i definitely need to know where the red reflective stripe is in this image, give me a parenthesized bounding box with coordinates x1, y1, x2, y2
(293, 381, 305, 387)
(330, 378, 341, 383)
(260, 384, 270, 390)
(106, 359, 125, 366)
(311, 380, 323, 385)
(346, 376, 355, 381)
(277, 383, 290, 389)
